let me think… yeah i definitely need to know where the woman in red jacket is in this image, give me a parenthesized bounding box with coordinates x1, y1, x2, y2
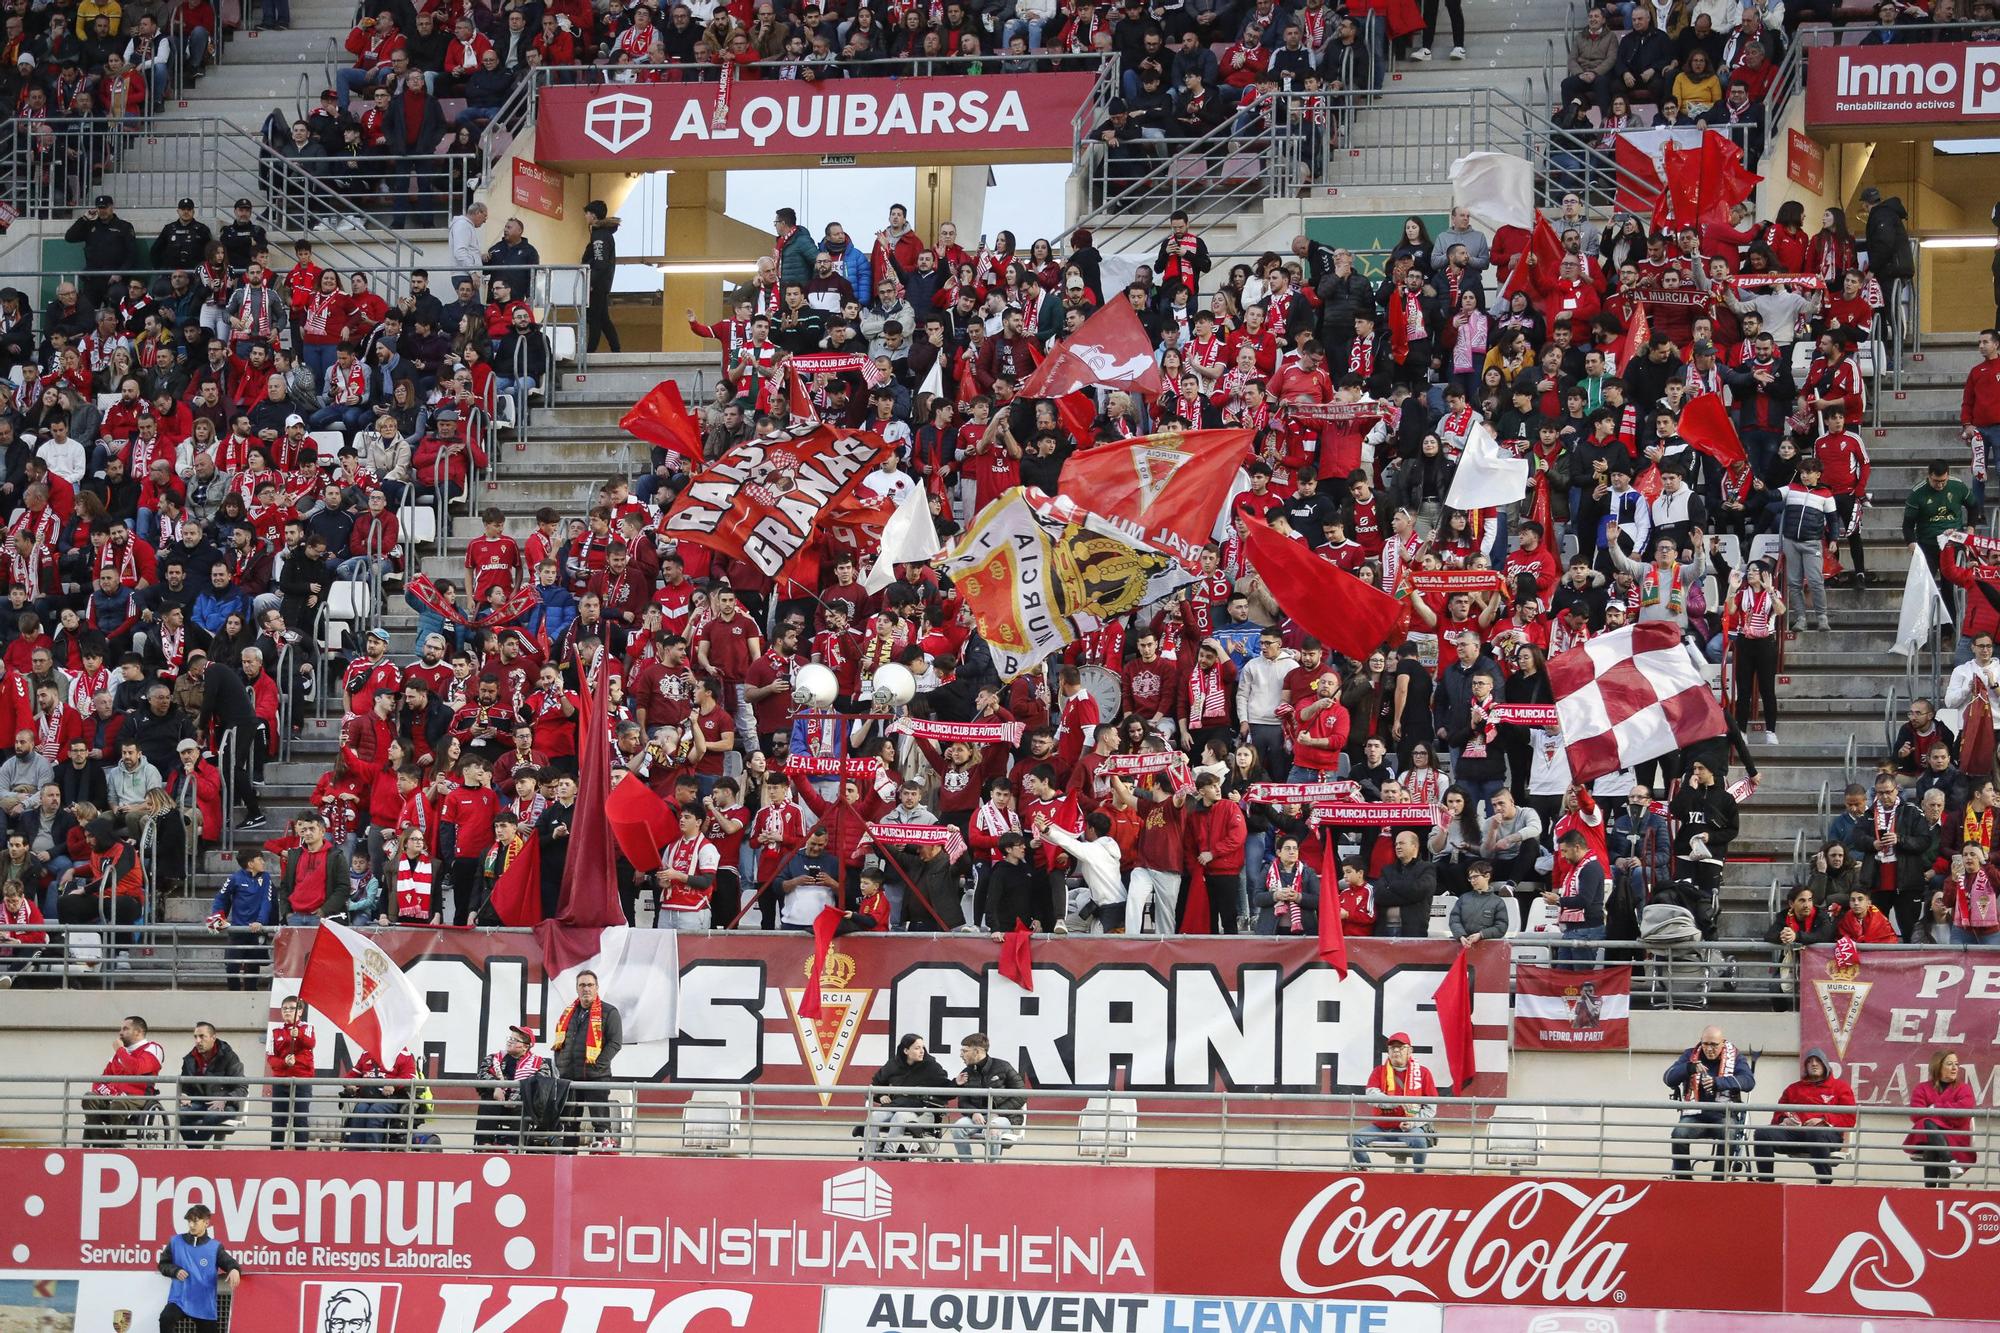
(298, 268, 352, 384)
(1907, 1048, 1976, 1187)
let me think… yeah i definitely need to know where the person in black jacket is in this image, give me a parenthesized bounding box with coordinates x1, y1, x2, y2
(176, 1021, 246, 1145)
(494, 306, 551, 427)
(1765, 883, 1836, 952)
(1610, 7, 1674, 113)
(64, 195, 138, 305)
(550, 970, 622, 1151)
(582, 201, 620, 353)
(1374, 830, 1438, 936)
(950, 1032, 1027, 1161)
(865, 1032, 951, 1157)
(483, 216, 540, 304)
(185, 652, 267, 829)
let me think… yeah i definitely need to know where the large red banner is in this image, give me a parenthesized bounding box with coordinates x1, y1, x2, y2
(268, 930, 1513, 1098)
(1797, 946, 2000, 1107)
(535, 74, 1096, 163)
(6, 1151, 1997, 1322)
(1805, 43, 2000, 127)
(658, 425, 893, 579)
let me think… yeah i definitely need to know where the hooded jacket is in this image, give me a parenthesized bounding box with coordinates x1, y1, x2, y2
(1769, 1048, 1856, 1129)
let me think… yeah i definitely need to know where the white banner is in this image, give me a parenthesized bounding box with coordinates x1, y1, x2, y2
(821, 1287, 1445, 1333)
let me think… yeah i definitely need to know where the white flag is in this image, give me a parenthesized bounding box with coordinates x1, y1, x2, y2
(918, 353, 944, 401)
(864, 481, 943, 592)
(1445, 422, 1531, 512)
(1892, 551, 1952, 658)
(297, 918, 431, 1066)
(1449, 152, 1535, 234)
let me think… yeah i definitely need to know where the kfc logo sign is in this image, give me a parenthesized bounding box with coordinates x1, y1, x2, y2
(1812, 43, 2000, 123)
(581, 92, 652, 155)
(1279, 1178, 1647, 1303)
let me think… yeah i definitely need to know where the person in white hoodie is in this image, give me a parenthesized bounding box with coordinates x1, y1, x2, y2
(1036, 809, 1125, 933)
(1236, 626, 1299, 776)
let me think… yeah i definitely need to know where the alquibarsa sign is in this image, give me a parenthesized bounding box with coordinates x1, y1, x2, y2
(1806, 42, 2000, 125)
(535, 73, 1095, 161)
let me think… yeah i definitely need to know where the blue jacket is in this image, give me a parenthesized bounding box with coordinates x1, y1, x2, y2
(822, 232, 872, 306)
(1608, 807, 1672, 894)
(209, 869, 272, 927)
(1664, 1047, 1756, 1121)
(158, 1231, 236, 1320)
(528, 583, 578, 646)
(192, 588, 252, 635)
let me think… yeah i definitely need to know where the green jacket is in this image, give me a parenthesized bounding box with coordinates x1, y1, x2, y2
(1903, 479, 1972, 544)
(776, 225, 819, 288)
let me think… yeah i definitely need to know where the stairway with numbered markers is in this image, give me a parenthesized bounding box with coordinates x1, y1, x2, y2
(154, 333, 1953, 968)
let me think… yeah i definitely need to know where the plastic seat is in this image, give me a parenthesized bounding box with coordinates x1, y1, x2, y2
(680, 1091, 744, 1153)
(308, 429, 347, 461)
(1078, 1096, 1138, 1158)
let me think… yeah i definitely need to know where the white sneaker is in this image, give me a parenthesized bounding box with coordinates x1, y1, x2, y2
(1763, 729, 1779, 745)
(1411, 46, 1431, 60)
(1449, 45, 1466, 59)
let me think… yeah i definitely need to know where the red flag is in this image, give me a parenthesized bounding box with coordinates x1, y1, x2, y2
(1677, 391, 1746, 470)
(298, 920, 430, 1065)
(618, 380, 705, 464)
(1435, 946, 1477, 1092)
(1019, 297, 1162, 399)
(487, 830, 543, 927)
(556, 651, 624, 928)
(787, 363, 818, 427)
(1499, 214, 1562, 304)
(1055, 390, 1098, 448)
(1242, 514, 1406, 661)
(1634, 464, 1663, 504)
(1043, 427, 1254, 568)
(998, 924, 1034, 991)
(798, 905, 844, 1018)
(1617, 301, 1650, 375)
(1652, 139, 1704, 231)
(1652, 131, 1761, 230)
(1317, 866, 1348, 978)
(606, 771, 677, 873)
(1179, 871, 1211, 936)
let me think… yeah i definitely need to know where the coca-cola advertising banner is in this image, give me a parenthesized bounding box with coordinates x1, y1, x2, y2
(534, 74, 1096, 164)
(269, 930, 1512, 1097)
(8, 1153, 2000, 1322)
(1797, 946, 2000, 1106)
(1804, 43, 2000, 128)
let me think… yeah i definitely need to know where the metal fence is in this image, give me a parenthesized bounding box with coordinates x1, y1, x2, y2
(3, 1074, 1992, 1187)
(6, 924, 1990, 1000)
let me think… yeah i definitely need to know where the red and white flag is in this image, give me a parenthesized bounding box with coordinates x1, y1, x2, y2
(1027, 427, 1253, 569)
(297, 919, 432, 1066)
(1513, 964, 1632, 1050)
(1018, 297, 1163, 399)
(1611, 125, 1704, 219)
(1548, 621, 1727, 784)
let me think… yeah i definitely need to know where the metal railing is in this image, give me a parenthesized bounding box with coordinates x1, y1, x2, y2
(5, 923, 1989, 998)
(5, 1073, 1995, 1187)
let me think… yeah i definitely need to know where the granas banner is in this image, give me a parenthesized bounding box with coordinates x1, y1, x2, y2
(270, 929, 1512, 1097)
(659, 425, 891, 578)
(1804, 43, 2000, 128)
(1798, 946, 2000, 1106)
(1512, 964, 1631, 1050)
(4, 1154, 1998, 1321)
(535, 73, 1097, 164)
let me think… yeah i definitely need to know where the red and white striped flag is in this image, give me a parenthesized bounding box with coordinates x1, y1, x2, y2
(1513, 964, 1632, 1050)
(1548, 621, 1727, 784)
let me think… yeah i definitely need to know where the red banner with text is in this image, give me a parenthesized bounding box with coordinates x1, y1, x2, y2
(4, 1153, 1998, 1323)
(1797, 946, 2000, 1107)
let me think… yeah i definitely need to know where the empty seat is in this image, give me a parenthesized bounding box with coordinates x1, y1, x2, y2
(550, 325, 577, 365)
(327, 580, 372, 624)
(308, 430, 347, 461)
(1484, 1107, 1543, 1169)
(680, 1091, 744, 1154)
(1078, 1096, 1138, 1158)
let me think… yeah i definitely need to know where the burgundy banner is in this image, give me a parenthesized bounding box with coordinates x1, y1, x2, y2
(1805, 44, 2000, 127)
(536, 74, 1097, 162)
(268, 930, 1512, 1098)
(1797, 946, 2000, 1107)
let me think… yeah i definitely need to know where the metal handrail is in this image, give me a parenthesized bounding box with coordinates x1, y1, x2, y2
(5, 1072, 1996, 1185)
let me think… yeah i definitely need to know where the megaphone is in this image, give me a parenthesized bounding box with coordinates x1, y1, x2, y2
(792, 662, 839, 709)
(869, 662, 917, 709)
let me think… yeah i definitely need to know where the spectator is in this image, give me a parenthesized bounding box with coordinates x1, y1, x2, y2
(1753, 1049, 1855, 1183)
(1664, 1025, 1756, 1179)
(549, 969, 621, 1150)
(474, 1024, 546, 1149)
(949, 1031, 1026, 1162)
(175, 1020, 245, 1146)
(1543, 829, 1606, 964)
(82, 1013, 164, 1144)
(207, 847, 271, 990)
(339, 1045, 419, 1147)
(1349, 1032, 1436, 1170)
(267, 994, 315, 1150)
(1906, 1048, 1975, 1187)
(275, 812, 348, 923)
(864, 1031, 950, 1158)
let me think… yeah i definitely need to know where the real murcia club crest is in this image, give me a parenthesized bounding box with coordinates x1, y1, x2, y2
(1811, 954, 1872, 1060)
(1131, 435, 1193, 510)
(787, 948, 871, 1105)
(352, 941, 394, 1016)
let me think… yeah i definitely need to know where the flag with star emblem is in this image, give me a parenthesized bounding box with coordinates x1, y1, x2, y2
(1032, 427, 1252, 570)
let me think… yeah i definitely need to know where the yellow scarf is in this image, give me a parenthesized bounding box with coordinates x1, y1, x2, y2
(554, 997, 603, 1065)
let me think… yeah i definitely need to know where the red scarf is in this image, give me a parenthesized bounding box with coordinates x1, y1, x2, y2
(1266, 857, 1309, 932)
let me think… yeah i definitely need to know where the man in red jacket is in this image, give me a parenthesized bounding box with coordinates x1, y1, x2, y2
(1961, 328, 2000, 508)
(1751, 1047, 1856, 1183)
(84, 1013, 165, 1143)
(1350, 1031, 1437, 1169)
(1190, 773, 1246, 934)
